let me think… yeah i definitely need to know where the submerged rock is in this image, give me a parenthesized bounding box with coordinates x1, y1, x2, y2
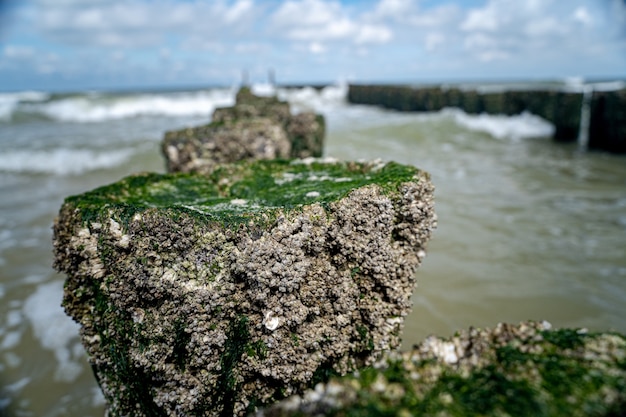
(259, 321, 626, 417)
(53, 159, 436, 416)
(163, 88, 325, 174)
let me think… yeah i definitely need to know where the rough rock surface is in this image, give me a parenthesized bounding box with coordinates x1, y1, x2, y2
(163, 88, 325, 174)
(162, 117, 291, 174)
(259, 321, 626, 417)
(54, 159, 436, 417)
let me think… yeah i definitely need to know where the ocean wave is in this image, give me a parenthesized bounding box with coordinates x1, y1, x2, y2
(447, 109, 555, 140)
(3, 88, 235, 123)
(0, 91, 50, 122)
(278, 83, 348, 114)
(0, 148, 136, 175)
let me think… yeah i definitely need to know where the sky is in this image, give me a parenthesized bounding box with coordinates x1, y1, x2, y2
(0, 0, 625, 91)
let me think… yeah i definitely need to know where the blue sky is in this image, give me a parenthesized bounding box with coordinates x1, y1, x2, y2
(0, 0, 625, 91)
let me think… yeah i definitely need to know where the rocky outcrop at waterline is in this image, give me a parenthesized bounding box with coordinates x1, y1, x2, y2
(53, 158, 436, 417)
(348, 83, 626, 153)
(163, 88, 325, 174)
(259, 321, 626, 417)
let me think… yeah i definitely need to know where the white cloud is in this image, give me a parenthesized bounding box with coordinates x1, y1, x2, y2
(271, 0, 392, 45)
(225, 0, 254, 23)
(309, 42, 326, 54)
(573, 7, 593, 27)
(34, 0, 260, 48)
(425, 33, 445, 52)
(355, 24, 392, 44)
(461, 5, 499, 32)
(0, 0, 624, 89)
(373, 0, 418, 19)
(3, 45, 35, 59)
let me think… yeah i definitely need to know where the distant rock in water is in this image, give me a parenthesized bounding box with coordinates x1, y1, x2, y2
(53, 159, 436, 417)
(258, 321, 626, 417)
(163, 87, 325, 174)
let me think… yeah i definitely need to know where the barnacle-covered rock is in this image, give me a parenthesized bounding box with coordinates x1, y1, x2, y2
(162, 117, 291, 174)
(53, 159, 436, 417)
(163, 88, 325, 174)
(259, 321, 626, 417)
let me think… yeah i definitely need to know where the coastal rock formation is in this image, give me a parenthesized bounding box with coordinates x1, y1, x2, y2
(163, 88, 325, 174)
(53, 159, 436, 416)
(259, 321, 626, 417)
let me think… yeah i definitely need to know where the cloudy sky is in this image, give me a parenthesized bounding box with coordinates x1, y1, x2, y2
(0, 0, 625, 91)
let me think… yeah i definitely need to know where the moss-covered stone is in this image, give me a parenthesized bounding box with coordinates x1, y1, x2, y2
(163, 89, 325, 174)
(259, 321, 626, 417)
(54, 158, 436, 417)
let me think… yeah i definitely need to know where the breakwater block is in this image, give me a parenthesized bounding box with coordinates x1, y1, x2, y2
(259, 321, 626, 416)
(348, 84, 626, 153)
(53, 158, 436, 416)
(163, 88, 325, 174)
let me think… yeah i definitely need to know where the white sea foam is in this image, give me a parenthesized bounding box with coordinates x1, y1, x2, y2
(29, 89, 234, 123)
(0, 90, 50, 121)
(23, 281, 84, 383)
(0, 331, 21, 350)
(448, 109, 555, 140)
(0, 147, 136, 175)
(278, 83, 347, 114)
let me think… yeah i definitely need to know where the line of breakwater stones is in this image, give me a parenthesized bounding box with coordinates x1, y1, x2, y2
(53, 89, 625, 416)
(348, 84, 626, 153)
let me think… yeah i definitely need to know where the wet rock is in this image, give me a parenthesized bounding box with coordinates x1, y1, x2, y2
(53, 159, 436, 417)
(162, 117, 291, 174)
(163, 88, 325, 174)
(259, 321, 626, 417)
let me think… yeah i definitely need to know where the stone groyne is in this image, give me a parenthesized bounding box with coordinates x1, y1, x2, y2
(163, 87, 325, 174)
(54, 88, 626, 416)
(348, 84, 626, 153)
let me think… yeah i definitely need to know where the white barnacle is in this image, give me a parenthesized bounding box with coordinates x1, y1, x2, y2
(305, 191, 320, 198)
(109, 218, 130, 248)
(109, 218, 123, 238)
(230, 199, 247, 206)
(263, 310, 281, 331)
(161, 268, 177, 283)
(439, 342, 458, 364)
(131, 308, 145, 324)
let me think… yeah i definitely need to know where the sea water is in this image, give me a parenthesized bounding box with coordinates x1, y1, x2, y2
(1, 83, 625, 416)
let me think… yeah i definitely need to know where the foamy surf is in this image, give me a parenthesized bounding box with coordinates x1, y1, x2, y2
(23, 280, 84, 383)
(447, 109, 555, 141)
(0, 148, 137, 175)
(1, 88, 236, 123)
(0, 91, 50, 121)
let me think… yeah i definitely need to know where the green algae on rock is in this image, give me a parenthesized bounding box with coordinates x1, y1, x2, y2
(258, 321, 626, 417)
(53, 159, 436, 417)
(163, 89, 325, 174)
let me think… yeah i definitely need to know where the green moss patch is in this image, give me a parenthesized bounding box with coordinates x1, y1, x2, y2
(64, 159, 420, 228)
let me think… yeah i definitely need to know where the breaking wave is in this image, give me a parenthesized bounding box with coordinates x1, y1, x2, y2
(0, 88, 236, 123)
(447, 109, 555, 140)
(0, 147, 137, 175)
